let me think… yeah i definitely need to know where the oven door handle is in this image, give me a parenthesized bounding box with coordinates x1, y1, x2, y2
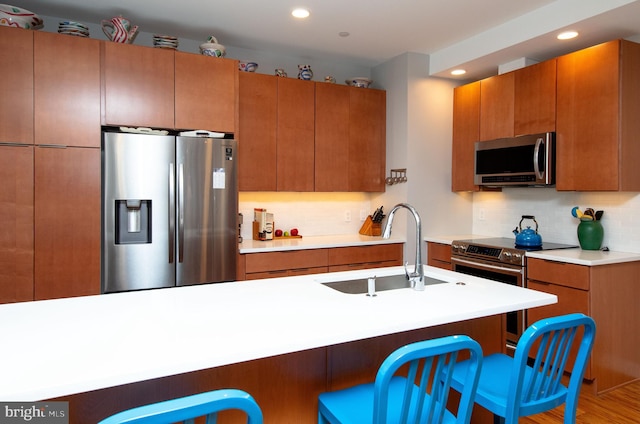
(451, 257, 524, 276)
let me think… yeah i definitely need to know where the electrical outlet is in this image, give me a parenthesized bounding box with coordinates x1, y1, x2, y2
(479, 208, 486, 221)
(360, 209, 368, 221)
(344, 210, 351, 222)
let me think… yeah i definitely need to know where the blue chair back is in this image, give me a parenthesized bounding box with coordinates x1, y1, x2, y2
(98, 388, 263, 424)
(507, 313, 596, 423)
(373, 335, 483, 424)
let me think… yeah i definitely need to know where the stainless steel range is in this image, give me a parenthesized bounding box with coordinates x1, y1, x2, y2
(450, 237, 577, 351)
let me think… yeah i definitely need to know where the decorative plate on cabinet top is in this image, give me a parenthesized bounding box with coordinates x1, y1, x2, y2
(346, 77, 372, 88)
(0, 4, 44, 30)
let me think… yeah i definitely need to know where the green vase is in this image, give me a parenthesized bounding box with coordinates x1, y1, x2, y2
(577, 220, 604, 250)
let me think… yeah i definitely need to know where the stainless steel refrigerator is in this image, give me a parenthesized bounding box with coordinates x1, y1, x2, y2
(101, 130, 238, 293)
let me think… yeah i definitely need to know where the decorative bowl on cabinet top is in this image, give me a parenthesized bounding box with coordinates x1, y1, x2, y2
(0, 4, 44, 30)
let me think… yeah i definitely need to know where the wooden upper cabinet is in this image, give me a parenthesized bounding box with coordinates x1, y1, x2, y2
(514, 59, 556, 136)
(0, 145, 34, 304)
(34, 147, 101, 300)
(34, 32, 101, 147)
(451, 81, 480, 192)
(349, 87, 386, 192)
(277, 78, 315, 191)
(0, 27, 33, 144)
(238, 72, 278, 191)
(315, 83, 350, 191)
(175, 53, 237, 132)
(103, 42, 175, 128)
(556, 39, 640, 191)
(479, 71, 514, 141)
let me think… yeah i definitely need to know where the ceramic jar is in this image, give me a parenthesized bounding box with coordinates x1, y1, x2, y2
(275, 68, 287, 77)
(297, 64, 313, 80)
(577, 220, 604, 250)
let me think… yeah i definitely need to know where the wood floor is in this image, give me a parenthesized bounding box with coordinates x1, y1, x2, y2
(519, 380, 640, 423)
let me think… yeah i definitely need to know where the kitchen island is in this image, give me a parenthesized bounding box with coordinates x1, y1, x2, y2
(0, 265, 555, 423)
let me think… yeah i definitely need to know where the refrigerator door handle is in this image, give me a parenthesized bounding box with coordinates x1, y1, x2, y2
(169, 163, 175, 263)
(178, 163, 185, 263)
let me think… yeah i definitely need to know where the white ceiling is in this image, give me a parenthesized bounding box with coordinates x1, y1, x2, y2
(9, 0, 640, 79)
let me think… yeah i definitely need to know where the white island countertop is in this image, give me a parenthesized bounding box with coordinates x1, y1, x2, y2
(0, 265, 556, 401)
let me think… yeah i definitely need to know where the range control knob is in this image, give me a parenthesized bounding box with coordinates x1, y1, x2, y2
(512, 253, 523, 263)
(503, 251, 512, 261)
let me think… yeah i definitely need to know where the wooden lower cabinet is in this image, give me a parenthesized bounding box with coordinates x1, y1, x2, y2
(0, 145, 34, 303)
(53, 315, 501, 424)
(241, 243, 403, 280)
(527, 257, 640, 393)
(427, 241, 452, 270)
(34, 147, 101, 300)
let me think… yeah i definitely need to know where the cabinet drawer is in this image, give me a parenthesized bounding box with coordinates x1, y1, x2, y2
(526, 257, 589, 290)
(427, 242, 451, 265)
(329, 260, 400, 273)
(328, 244, 403, 266)
(245, 249, 328, 273)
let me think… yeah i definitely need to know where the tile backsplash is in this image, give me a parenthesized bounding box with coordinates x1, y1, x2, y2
(239, 192, 373, 240)
(472, 188, 640, 253)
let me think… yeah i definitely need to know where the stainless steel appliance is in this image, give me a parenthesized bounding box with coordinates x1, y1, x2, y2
(101, 130, 238, 293)
(474, 132, 555, 187)
(450, 237, 577, 350)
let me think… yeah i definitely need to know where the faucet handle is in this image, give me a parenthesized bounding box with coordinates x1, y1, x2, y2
(404, 261, 410, 280)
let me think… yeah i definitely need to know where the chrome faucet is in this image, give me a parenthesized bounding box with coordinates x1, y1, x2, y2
(382, 203, 424, 291)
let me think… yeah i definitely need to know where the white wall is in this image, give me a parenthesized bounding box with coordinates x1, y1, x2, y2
(372, 53, 474, 264)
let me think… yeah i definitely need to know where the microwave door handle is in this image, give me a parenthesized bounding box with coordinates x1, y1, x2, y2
(533, 137, 544, 179)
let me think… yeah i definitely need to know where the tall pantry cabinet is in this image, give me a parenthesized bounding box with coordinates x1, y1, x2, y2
(0, 27, 101, 303)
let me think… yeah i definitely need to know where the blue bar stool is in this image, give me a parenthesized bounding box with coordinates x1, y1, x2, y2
(449, 313, 596, 424)
(318, 335, 483, 424)
(98, 388, 263, 424)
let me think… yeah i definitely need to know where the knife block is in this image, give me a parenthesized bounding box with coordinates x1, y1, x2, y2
(359, 215, 382, 236)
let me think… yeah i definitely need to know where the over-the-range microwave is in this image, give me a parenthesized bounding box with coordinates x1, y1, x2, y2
(474, 132, 555, 187)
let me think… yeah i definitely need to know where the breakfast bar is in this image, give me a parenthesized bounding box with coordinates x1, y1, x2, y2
(0, 265, 556, 423)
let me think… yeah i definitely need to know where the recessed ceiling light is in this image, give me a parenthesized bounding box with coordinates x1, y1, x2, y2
(557, 31, 578, 40)
(339, 31, 350, 37)
(451, 69, 466, 76)
(292, 8, 310, 18)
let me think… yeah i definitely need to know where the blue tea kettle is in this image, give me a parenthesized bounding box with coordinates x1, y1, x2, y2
(513, 215, 542, 247)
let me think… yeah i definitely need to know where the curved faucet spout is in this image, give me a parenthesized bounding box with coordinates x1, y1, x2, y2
(382, 203, 424, 290)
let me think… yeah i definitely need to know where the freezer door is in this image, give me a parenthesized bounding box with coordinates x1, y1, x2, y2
(102, 132, 176, 292)
(176, 137, 238, 285)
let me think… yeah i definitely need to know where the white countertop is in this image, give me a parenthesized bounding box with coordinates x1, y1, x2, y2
(0, 266, 555, 402)
(425, 235, 640, 266)
(239, 234, 406, 253)
(526, 248, 640, 266)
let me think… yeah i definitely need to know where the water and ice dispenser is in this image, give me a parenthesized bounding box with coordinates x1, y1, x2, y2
(114, 200, 152, 244)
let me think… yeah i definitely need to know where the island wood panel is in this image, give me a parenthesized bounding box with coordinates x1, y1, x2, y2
(102, 42, 175, 128)
(0, 145, 34, 304)
(34, 31, 101, 148)
(34, 147, 101, 300)
(237, 72, 278, 191)
(0, 26, 33, 144)
(451, 81, 480, 192)
(349, 87, 386, 192)
(52, 317, 502, 424)
(315, 82, 350, 191)
(276, 78, 315, 191)
(479, 71, 514, 141)
(514, 58, 557, 135)
(175, 53, 237, 133)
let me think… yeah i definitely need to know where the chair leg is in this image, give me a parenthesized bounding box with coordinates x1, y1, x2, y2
(493, 414, 505, 424)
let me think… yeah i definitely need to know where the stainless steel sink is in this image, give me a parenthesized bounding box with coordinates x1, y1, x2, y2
(321, 274, 447, 294)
